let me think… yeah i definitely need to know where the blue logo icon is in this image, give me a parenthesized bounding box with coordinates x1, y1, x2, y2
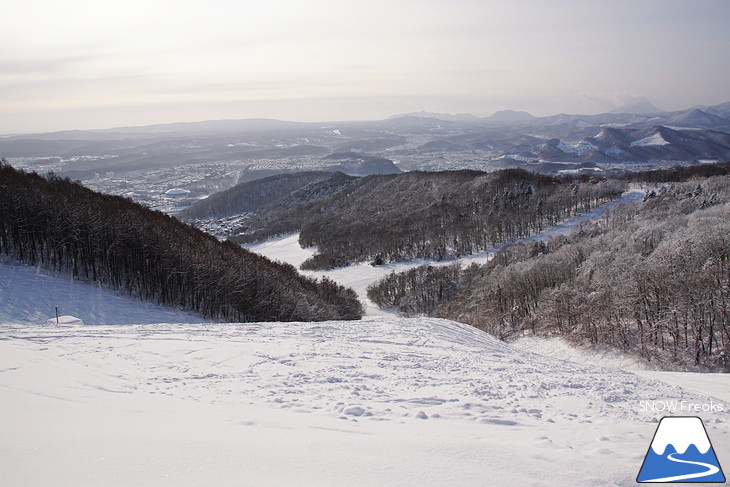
(637, 416, 725, 483)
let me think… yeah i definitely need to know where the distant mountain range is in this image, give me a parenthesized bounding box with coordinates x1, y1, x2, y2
(384, 101, 730, 169)
(1, 99, 728, 178)
(483, 110, 536, 124)
(388, 100, 730, 127)
(498, 125, 730, 165)
(387, 111, 480, 122)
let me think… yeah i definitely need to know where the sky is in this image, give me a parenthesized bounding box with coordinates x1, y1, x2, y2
(2, 0, 730, 133)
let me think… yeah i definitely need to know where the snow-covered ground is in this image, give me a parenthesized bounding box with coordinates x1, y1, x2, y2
(631, 132, 670, 147)
(2, 317, 728, 487)
(0, 262, 205, 325)
(511, 335, 730, 403)
(511, 335, 652, 372)
(245, 190, 645, 316)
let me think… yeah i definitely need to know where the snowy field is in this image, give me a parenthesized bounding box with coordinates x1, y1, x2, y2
(2, 317, 728, 487)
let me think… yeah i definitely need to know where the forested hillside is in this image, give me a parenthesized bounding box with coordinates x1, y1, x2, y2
(369, 172, 730, 369)
(180, 171, 338, 219)
(0, 161, 362, 322)
(234, 169, 627, 270)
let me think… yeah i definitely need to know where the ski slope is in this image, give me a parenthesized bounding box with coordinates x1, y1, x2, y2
(2, 317, 728, 487)
(1, 238, 728, 486)
(0, 262, 205, 325)
(2, 189, 728, 486)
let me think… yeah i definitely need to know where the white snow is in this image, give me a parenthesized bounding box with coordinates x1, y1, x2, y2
(634, 371, 730, 403)
(1, 317, 728, 486)
(630, 132, 670, 147)
(557, 168, 602, 175)
(511, 336, 730, 399)
(164, 188, 191, 196)
(666, 126, 704, 131)
(0, 263, 205, 325)
(650, 417, 712, 455)
(502, 154, 532, 162)
(244, 233, 316, 268)
(556, 140, 595, 154)
(46, 315, 84, 326)
(511, 335, 651, 371)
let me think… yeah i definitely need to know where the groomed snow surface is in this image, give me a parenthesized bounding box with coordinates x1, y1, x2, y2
(1, 317, 727, 487)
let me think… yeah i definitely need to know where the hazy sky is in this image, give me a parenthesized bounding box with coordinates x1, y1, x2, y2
(3, 0, 730, 133)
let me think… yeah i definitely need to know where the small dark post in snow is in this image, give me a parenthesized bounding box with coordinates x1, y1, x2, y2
(55, 306, 59, 324)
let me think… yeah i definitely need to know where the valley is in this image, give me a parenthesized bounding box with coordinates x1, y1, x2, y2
(243, 188, 645, 316)
(4, 2, 730, 485)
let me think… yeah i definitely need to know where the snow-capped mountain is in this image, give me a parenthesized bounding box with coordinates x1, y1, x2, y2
(503, 125, 730, 164)
(703, 101, 730, 118)
(630, 131, 670, 147)
(665, 108, 730, 128)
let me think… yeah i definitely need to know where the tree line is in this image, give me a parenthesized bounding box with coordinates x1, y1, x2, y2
(368, 174, 730, 370)
(234, 169, 627, 270)
(180, 171, 335, 219)
(0, 161, 362, 322)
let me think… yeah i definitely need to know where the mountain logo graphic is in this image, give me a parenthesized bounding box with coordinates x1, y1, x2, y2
(637, 416, 726, 483)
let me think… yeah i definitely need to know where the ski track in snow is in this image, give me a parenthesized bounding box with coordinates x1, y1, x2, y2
(1, 317, 728, 486)
(1, 317, 687, 426)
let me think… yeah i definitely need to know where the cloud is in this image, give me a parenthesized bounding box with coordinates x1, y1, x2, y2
(0, 54, 101, 81)
(2, 0, 730, 131)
